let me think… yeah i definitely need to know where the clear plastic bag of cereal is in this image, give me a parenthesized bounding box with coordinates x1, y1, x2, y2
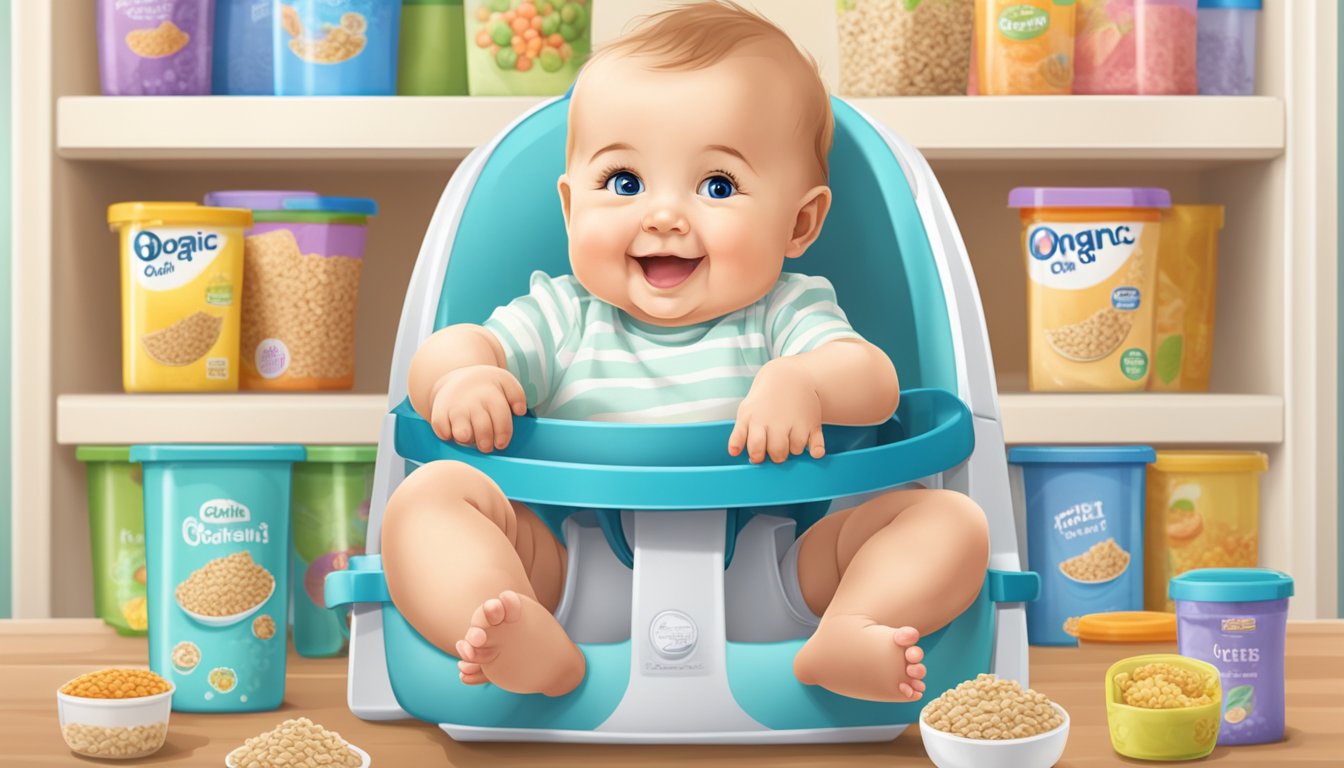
(836, 0, 975, 96)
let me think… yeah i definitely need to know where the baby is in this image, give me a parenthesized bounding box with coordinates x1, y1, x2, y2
(382, 1, 989, 703)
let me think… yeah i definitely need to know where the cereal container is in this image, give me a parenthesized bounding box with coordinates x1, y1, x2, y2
(1009, 187, 1170, 392)
(131, 444, 305, 713)
(1172, 568, 1293, 745)
(1135, 0, 1198, 94)
(1074, 0, 1133, 94)
(1076, 0, 1199, 94)
(1144, 450, 1267, 612)
(974, 0, 1076, 95)
(97, 0, 216, 95)
(1197, 0, 1260, 95)
(205, 194, 375, 391)
(464, 0, 592, 96)
(275, 0, 403, 95)
(291, 446, 376, 658)
(400, 0, 470, 95)
(1009, 446, 1154, 646)
(109, 203, 251, 393)
(836, 0, 974, 96)
(76, 447, 148, 637)
(214, 0, 276, 95)
(1150, 205, 1224, 391)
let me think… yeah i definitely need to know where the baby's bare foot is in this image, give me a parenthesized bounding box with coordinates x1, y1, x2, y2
(454, 590, 585, 696)
(793, 614, 927, 702)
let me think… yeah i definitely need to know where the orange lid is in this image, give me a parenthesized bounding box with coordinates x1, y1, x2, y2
(1077, 611, 1177, 644)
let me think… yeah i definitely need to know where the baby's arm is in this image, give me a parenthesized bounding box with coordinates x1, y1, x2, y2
(408, 324, 527, 452)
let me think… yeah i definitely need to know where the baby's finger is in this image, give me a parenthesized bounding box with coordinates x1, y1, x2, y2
(808, 427, 826, 459)
(766, 424, 790, 464)
(448, 408, 475, 446)
(469, 409, 495, 453)
(746, 422, 768, 464)
(727, 419, 747, 457)
(486, 389, 515, 450)
(499, 372, 528, 416)
(788, 424, 809, 456)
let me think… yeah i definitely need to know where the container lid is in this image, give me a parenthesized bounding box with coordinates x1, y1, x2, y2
(251, 210, 370, 226)
(283, 196, 378, 216)
(1152, 450, 1268, 473)
(1077, 611, 1177, 643)
(75, 446, 132, 462)
(203, 190, 319, 210)
(1170, 568, 1294, 602)
(108, 202, 253, 228)
(1197, 0, 1261, 9)
(129, 445, 306, 463)
(1008, 187, 1172, 210)
(303, 446, 379, 463)
(1007, 446, 1156, 465)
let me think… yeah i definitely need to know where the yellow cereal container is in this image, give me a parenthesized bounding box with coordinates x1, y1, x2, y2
(1144, 451, 1268, 612)
(109, 203, 251, 392)
(1149, 205, 1225, 391)
(974, 0, 1077, 94)
(1010, 187, 1171, 391)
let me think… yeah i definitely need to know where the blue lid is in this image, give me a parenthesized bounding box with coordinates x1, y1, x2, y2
(1170, 568, 1294, 602)
(282, 196, 378, 216)
(1197, 0, 1261, 9)
(129, 444, 306, 463)
(1007, 446, 1156, 465)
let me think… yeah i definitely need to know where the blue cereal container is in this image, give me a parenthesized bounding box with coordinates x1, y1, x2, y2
(132, 444, 306, 712)
(1009, 446, 1155, 646)
(214, 0, 275, 94)
(274, 0, 402, 95)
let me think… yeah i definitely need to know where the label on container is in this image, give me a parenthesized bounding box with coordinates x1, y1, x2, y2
(1177, 600, 1287, 745)
(131, 228, 228, 291)
(999, 4, 1051, 40)
(1027, 221, 1143, 289)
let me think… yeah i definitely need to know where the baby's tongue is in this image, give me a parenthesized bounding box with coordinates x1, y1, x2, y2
(641, 256, 701, 288)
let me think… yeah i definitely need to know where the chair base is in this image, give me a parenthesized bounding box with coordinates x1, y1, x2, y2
(440, 723, 907, 745)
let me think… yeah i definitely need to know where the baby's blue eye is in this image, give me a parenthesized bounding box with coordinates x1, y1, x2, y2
(605, 171, 644, 196)
(698, 175, 736, 199)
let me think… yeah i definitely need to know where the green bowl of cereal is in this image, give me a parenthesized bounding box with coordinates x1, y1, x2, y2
(919, 674, 1070, 768)
(1105, 654, 1222, 761)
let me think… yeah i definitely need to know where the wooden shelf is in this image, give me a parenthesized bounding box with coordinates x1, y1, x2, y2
(56, 96, 1285, 163)
(57, 393, 1284, 446)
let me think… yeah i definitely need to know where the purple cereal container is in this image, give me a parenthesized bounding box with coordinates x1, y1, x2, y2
(1171, 568, 1294, 746)
(97, 0, 216, 96)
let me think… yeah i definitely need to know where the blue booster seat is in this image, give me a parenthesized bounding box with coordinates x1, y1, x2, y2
(326, 95, 1039, 744)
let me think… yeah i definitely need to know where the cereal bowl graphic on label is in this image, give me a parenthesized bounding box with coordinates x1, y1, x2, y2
(286, 11, 368, 65)
(208, 667, 238, 694)
(1059, 538, 1131, 584)
(125, 21, 190, 59)
(141, 312, 223, 367)
(175, 551, 276, 627)
(171, 641, 201, 674)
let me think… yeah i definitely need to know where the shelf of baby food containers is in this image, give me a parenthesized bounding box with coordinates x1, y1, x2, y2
(54, 392, 1283, 446)
(55, 96, 1284, 162)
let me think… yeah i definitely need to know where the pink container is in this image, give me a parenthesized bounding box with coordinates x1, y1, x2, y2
(1074, 0, 1197, 95)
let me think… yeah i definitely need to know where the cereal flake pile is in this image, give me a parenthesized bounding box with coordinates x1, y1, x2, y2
(837, 0, 973, 96)
(1060, 538, 1131, 582)
(63, 722, 168, 759)
(229, 718, 362, 768)
(1115, 663, 1216, 709)
(60, 668, 171, 699)
(922, 674, 1064, 740)
(176, 551, 274, 617)
(141, 311, 224, 367)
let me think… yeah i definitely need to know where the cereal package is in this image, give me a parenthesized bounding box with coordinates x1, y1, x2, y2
(275, 0, 402, 95)
(96, 0, 215, 95)
(110, 203, 250, 393)
(464, 0, 593, 96)
(836, 0, 975, 97)
(974, 0, 1076, 94)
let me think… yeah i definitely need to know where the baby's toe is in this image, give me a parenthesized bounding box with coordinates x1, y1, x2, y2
(912, 679, 927, 693)
(482, 598, 507, 626)
(904, 644, 924, 664)
(499, 590, 524, 622)
(455, 639, 479, 663)
(891, 626, 920, 647)
(908, 662, 927, 681)
(458, 659, 482, 675)
(464, 626, 488, 648)
(898, 682, 921, 700)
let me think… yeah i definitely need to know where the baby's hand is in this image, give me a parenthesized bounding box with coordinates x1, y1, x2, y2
(428, 365, 527, 453)
(729, 359, 824, 464)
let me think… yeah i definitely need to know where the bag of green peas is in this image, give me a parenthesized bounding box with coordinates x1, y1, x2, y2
(465, 0, 591, 95)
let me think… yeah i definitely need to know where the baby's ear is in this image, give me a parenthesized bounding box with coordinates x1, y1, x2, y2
(557, 174, 573, 232)
(785, 186, 833, 259)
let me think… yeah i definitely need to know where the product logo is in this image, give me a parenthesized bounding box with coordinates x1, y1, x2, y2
(133, 230, 220, 264)
(1222, 617, 1257, 632)
(131, 227, 228, 291)
(1213, 642, 1260, 663)
(199, 499, 251, 524)
(1028, 224, 1136, 267)
(999, 5, 1050, 40)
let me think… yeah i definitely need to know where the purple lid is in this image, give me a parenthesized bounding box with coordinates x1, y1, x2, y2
(1008, 187, 1173, 209)
(203, 190, 319, 211)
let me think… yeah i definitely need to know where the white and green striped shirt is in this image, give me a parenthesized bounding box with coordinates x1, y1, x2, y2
(482, 271, 864, 423)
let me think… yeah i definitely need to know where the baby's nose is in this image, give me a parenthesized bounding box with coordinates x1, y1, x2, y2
(642, 204, 689, 235)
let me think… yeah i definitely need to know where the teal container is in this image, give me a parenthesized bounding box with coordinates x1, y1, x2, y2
(131, 444, 305, 713)
(399, 0, 469, 95)
(292, 445, 376, 658)
(76, 446, 148, 637)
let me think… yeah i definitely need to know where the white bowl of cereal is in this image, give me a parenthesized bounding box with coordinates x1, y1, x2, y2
(1058, 538, 1130, 585)
(226, 717, 369, 768)
(176, 550, 277, 628)
(919, 674, 1069, 768)
(56, 669, 175, 760)
(178, 577, 275, 627)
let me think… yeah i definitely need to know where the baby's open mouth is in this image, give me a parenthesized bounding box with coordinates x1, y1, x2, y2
(633, 254, 705, 289)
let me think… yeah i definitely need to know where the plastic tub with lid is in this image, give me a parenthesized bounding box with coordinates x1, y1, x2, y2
(1197, 0, 1260, 95)
(1144, 451, 1267, 612)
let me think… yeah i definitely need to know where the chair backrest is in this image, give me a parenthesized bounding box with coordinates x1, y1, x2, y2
(436, 97, 957, 392)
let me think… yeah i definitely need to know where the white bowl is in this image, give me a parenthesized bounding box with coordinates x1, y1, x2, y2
(56, 684, 174, 760)
(178, 579, 275, 627)
(920, 702, 1070, 768)
(226, 742, 370, 767)
(1058, 562, 1126, 586)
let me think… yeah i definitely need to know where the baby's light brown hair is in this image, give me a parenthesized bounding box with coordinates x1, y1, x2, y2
(570, 1, 833, 183)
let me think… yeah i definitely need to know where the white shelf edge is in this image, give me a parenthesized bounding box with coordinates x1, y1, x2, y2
(56, 96, 1285, 162)
(57, 392, 1285, 446)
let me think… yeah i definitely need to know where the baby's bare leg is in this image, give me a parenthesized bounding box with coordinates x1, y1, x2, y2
(382, 461, 584, 696)
(791, 489, 989, 702)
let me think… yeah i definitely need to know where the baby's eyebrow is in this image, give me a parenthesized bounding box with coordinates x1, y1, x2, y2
(589, 142, 636, 163)
(704, 144, 755, 173)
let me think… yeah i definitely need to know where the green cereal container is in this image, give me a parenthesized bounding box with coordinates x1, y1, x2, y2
(76, 446, 148, 637)
(399, 0, 469, 95)
(292, 446, 376, 658)
(464, 0, 591, 95)
(132, 444, 305, 713)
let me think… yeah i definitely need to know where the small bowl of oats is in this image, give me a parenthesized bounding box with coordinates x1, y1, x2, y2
(1105, 654, 1222, 761)
(56, 668, 175, 760)
(226, 717, 369, 768)
(919, 673, 1069, 768)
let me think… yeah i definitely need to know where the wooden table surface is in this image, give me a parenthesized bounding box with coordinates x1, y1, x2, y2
(3, 619, 1341, 766)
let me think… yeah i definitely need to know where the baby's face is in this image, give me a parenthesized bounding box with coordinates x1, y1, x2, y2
(559, 51, 829, 326)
